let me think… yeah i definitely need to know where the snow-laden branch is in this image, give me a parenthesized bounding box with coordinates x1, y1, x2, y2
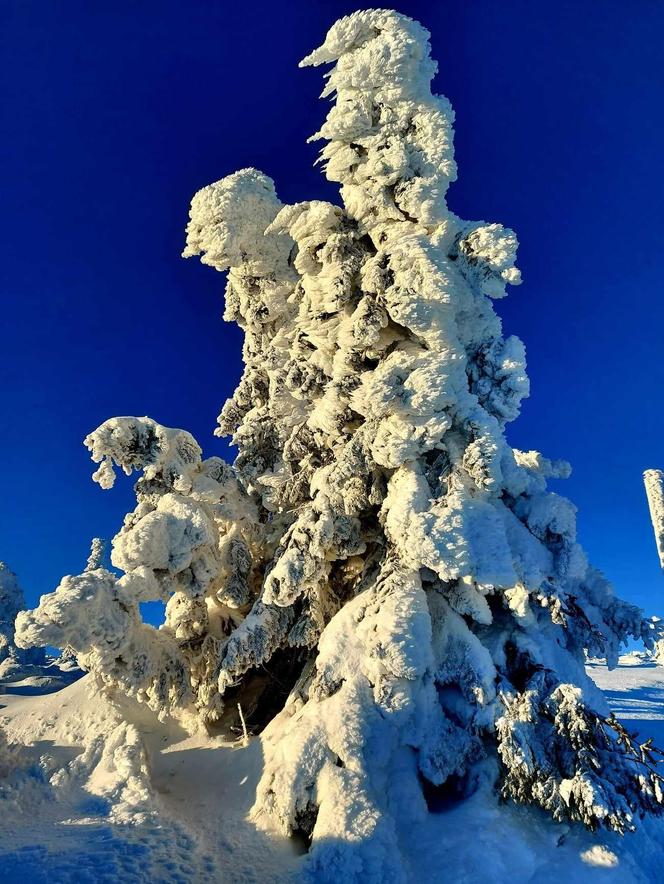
(17, 416, 262, 724)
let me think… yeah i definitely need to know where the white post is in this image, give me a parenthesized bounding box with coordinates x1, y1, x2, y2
(644, 469, 664, 571)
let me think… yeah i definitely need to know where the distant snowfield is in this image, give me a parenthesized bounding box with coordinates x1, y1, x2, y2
(1, 656, 663, 883)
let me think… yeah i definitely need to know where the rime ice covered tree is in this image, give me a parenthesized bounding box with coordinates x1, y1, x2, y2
(0, 563, 27, 667)
(15, 9, 664, 880)
(0, 562, 46, 675)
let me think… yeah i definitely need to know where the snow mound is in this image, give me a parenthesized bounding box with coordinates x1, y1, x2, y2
(0, 675, 299, 883)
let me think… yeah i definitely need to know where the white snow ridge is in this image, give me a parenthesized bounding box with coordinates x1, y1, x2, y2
(4, 9, 664, 884)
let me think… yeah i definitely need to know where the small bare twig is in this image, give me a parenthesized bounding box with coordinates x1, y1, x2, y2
(237, 702, 249, 747)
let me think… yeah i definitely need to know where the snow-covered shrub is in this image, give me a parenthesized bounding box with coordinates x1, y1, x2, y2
(15, 8, 664, 877)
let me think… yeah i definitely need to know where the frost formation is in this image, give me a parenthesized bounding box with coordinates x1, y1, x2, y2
(15, 9, 664, 879)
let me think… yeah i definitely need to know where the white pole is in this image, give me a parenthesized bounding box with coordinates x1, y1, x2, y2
(644, 469, 664, 571)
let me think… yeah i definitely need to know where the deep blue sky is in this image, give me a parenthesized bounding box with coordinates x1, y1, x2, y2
(2, 1, 663, 623)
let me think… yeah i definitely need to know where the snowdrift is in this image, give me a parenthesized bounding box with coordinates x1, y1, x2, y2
(1, 657, 664, 882)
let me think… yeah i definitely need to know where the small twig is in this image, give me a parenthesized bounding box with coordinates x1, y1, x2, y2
(237, 702, 249, 747)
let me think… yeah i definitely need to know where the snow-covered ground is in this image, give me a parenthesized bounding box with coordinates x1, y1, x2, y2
(1, 654, 663, 883)
(408, 655, 664, 884)
(0, 675, 300, 883)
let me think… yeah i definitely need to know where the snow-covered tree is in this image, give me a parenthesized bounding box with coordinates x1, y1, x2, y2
(85, 537, 107, 572)
(0, 562, 45, 673)
(0, 563, 25, 665)
(15, 9, 664, 878)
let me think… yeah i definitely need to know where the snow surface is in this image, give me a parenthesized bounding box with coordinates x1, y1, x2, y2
(0, 676, 300, 883)
(1, 655, 664, 883)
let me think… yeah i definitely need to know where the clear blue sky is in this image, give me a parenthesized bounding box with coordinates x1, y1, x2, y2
(2, 1, 663, 622)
